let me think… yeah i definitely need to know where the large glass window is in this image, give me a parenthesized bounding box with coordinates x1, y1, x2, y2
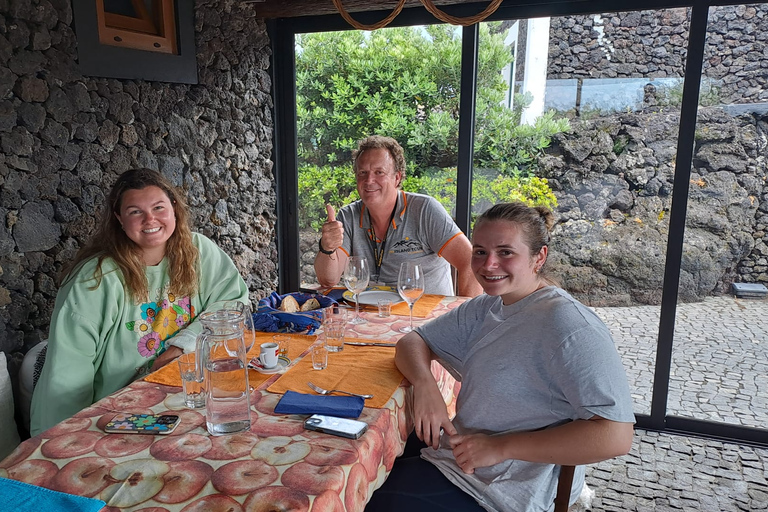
(475, 10, 691, 416)
(671, 3, 768, 429)
(295, 27, 462, 288)
(278, 1, 768, 445)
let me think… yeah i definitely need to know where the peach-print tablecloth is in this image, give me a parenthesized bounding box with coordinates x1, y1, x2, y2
(0, 297, 467, 512)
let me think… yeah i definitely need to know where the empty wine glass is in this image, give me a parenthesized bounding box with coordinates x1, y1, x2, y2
(397, 262, 425, 333)
(344, 256, 370, 324)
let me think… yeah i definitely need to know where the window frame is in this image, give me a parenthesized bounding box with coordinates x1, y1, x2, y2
(270, 0, 768, 448)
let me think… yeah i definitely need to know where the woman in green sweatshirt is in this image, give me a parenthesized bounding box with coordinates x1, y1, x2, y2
(30, 169, 249, 435)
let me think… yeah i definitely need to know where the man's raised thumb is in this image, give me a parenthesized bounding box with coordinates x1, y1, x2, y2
(326, 204, 336, 222)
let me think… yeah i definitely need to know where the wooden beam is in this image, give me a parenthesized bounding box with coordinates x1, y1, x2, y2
(245, 0, 487, 19)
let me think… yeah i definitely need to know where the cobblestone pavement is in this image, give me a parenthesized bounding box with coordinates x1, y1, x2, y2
(583, 296, 768, 511)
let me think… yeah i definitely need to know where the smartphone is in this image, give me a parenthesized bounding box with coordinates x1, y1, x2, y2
(304, 414, 368, 439)
(104, 413, 181, 435)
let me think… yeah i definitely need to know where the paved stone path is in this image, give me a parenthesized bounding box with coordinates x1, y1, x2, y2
(583, 296, 768, 510)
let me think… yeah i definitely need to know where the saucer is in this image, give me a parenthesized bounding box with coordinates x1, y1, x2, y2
(249, 355, 291, 374)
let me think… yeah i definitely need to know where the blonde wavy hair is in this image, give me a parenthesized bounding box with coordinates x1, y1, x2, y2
(61, 169, 198, 302)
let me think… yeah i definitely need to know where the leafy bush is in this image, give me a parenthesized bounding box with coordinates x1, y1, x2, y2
(299, 164, 558, 231)
(296, 24, 566, 231)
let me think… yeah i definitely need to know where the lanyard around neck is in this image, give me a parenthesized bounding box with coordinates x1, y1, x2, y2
(367, 204, 397, 281)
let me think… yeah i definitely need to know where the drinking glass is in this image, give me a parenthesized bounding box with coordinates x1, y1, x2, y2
(397, 262, 425, 333)
(322, 306, 347, 352)
(343, 256, 370, 324)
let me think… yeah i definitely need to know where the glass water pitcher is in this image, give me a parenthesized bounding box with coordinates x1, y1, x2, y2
(195, 304, 251, 435)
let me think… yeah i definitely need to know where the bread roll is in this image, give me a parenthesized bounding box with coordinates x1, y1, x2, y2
(279, 295, 300, 312)
(300, 298, 321, 311)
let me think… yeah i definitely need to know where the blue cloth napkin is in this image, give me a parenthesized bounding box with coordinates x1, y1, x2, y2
(0, 477, 105, 512)
(274, 390, 364, 418)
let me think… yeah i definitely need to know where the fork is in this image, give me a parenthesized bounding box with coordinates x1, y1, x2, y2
(307, 381, 373, 399)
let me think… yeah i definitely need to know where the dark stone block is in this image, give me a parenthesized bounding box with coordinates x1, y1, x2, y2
(32, 146, 60, 176)
(0, 66, 15, 100)
(0, 100, 17, 132)
(40, 119, 69, 147)
(58, 145, 81, 172)
(1, 126, 35, 156)
(7, 49, 45, 76)
(17, 102, 46, 133)
(0, 34, 12, 64)
(53, 196, 80, 223)
(7, 18, 30, 49)
(45, 86, 75, 123)
(13, 201, 61, 252)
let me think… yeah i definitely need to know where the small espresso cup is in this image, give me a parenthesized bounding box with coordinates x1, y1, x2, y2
(258, 342, 279, 369)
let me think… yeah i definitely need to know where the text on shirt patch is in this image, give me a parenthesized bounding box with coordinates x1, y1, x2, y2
(391, 238, 425, 255)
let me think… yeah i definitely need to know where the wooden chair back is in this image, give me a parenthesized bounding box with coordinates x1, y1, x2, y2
(554, 465, 575, 512)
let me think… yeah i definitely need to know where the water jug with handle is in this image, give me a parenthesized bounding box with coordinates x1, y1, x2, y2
(195, 302, 251, 435)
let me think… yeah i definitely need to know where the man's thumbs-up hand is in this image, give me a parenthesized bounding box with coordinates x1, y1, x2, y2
(319, 204, 344, 255)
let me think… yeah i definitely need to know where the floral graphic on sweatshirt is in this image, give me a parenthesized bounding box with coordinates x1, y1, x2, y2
(126, 286, 195, 358)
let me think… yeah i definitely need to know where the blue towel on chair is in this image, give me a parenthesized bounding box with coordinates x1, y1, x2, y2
(0, 477, 105, 512)
(274, 390, 364, 418)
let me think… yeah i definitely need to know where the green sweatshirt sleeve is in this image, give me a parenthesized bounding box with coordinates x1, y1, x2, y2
(30, 261, 124, 436)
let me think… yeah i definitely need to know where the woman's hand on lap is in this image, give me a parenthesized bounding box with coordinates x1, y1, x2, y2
(449, 433, 505, 474)
(412, 385, 456, 449)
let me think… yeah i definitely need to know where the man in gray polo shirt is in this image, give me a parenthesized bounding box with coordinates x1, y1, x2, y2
(314, 135, 481, 297)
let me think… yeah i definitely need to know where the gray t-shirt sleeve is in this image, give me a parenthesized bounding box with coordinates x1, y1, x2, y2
(415, 295, 493, 380)
(419, 195, 463, 254)
(549, 324, 636, 423)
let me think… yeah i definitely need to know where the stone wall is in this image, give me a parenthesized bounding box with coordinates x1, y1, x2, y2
(548, 5, 768, 104)
(540, 105, 768, 306)
(0, 1, 277, 385)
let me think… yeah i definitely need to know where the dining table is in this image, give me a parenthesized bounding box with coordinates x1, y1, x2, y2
(0, 294, 466, 512)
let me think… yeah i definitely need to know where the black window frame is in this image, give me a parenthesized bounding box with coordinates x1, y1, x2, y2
(270, 0, 768, 448)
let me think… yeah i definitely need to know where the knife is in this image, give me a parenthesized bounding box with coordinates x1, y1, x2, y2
(344, 342, 397, 347)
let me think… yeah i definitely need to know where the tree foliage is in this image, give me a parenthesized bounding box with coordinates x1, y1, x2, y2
(296, 24, 568, 230)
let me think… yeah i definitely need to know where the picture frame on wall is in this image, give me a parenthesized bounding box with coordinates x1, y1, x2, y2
(72, 0, 197, 84)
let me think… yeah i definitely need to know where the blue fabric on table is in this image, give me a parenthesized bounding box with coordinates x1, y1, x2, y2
(274, 390, 364, 418)
(0, 477, 105, 512)
(325, 288, 347, 302)
(254, 292, 336, 335)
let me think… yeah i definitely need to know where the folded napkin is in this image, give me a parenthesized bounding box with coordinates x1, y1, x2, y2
(0, 477, 105, 512)
(274, 390, 364, 418)
(143, 333, 316, 389)
(267, 337, 404, 408)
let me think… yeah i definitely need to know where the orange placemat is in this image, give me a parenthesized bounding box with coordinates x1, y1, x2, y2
(391, 294, 443, 317)
(267, 337, 403, 409)
(143, 332, 317, 388)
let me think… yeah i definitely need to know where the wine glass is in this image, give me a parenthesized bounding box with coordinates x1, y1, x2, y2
(397, 262, 425, 333)
(344, 256, 370, 324)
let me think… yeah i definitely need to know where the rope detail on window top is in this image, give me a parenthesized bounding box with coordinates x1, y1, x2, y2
(331, 0, 407, 31)
(332, 0, 504, 30)
(420, 0, 504, 26)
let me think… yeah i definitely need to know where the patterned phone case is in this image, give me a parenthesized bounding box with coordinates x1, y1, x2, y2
(103, 413, 180, 434)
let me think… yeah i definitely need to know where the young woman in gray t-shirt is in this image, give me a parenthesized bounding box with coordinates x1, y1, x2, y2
(367, 202, 635, 512)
